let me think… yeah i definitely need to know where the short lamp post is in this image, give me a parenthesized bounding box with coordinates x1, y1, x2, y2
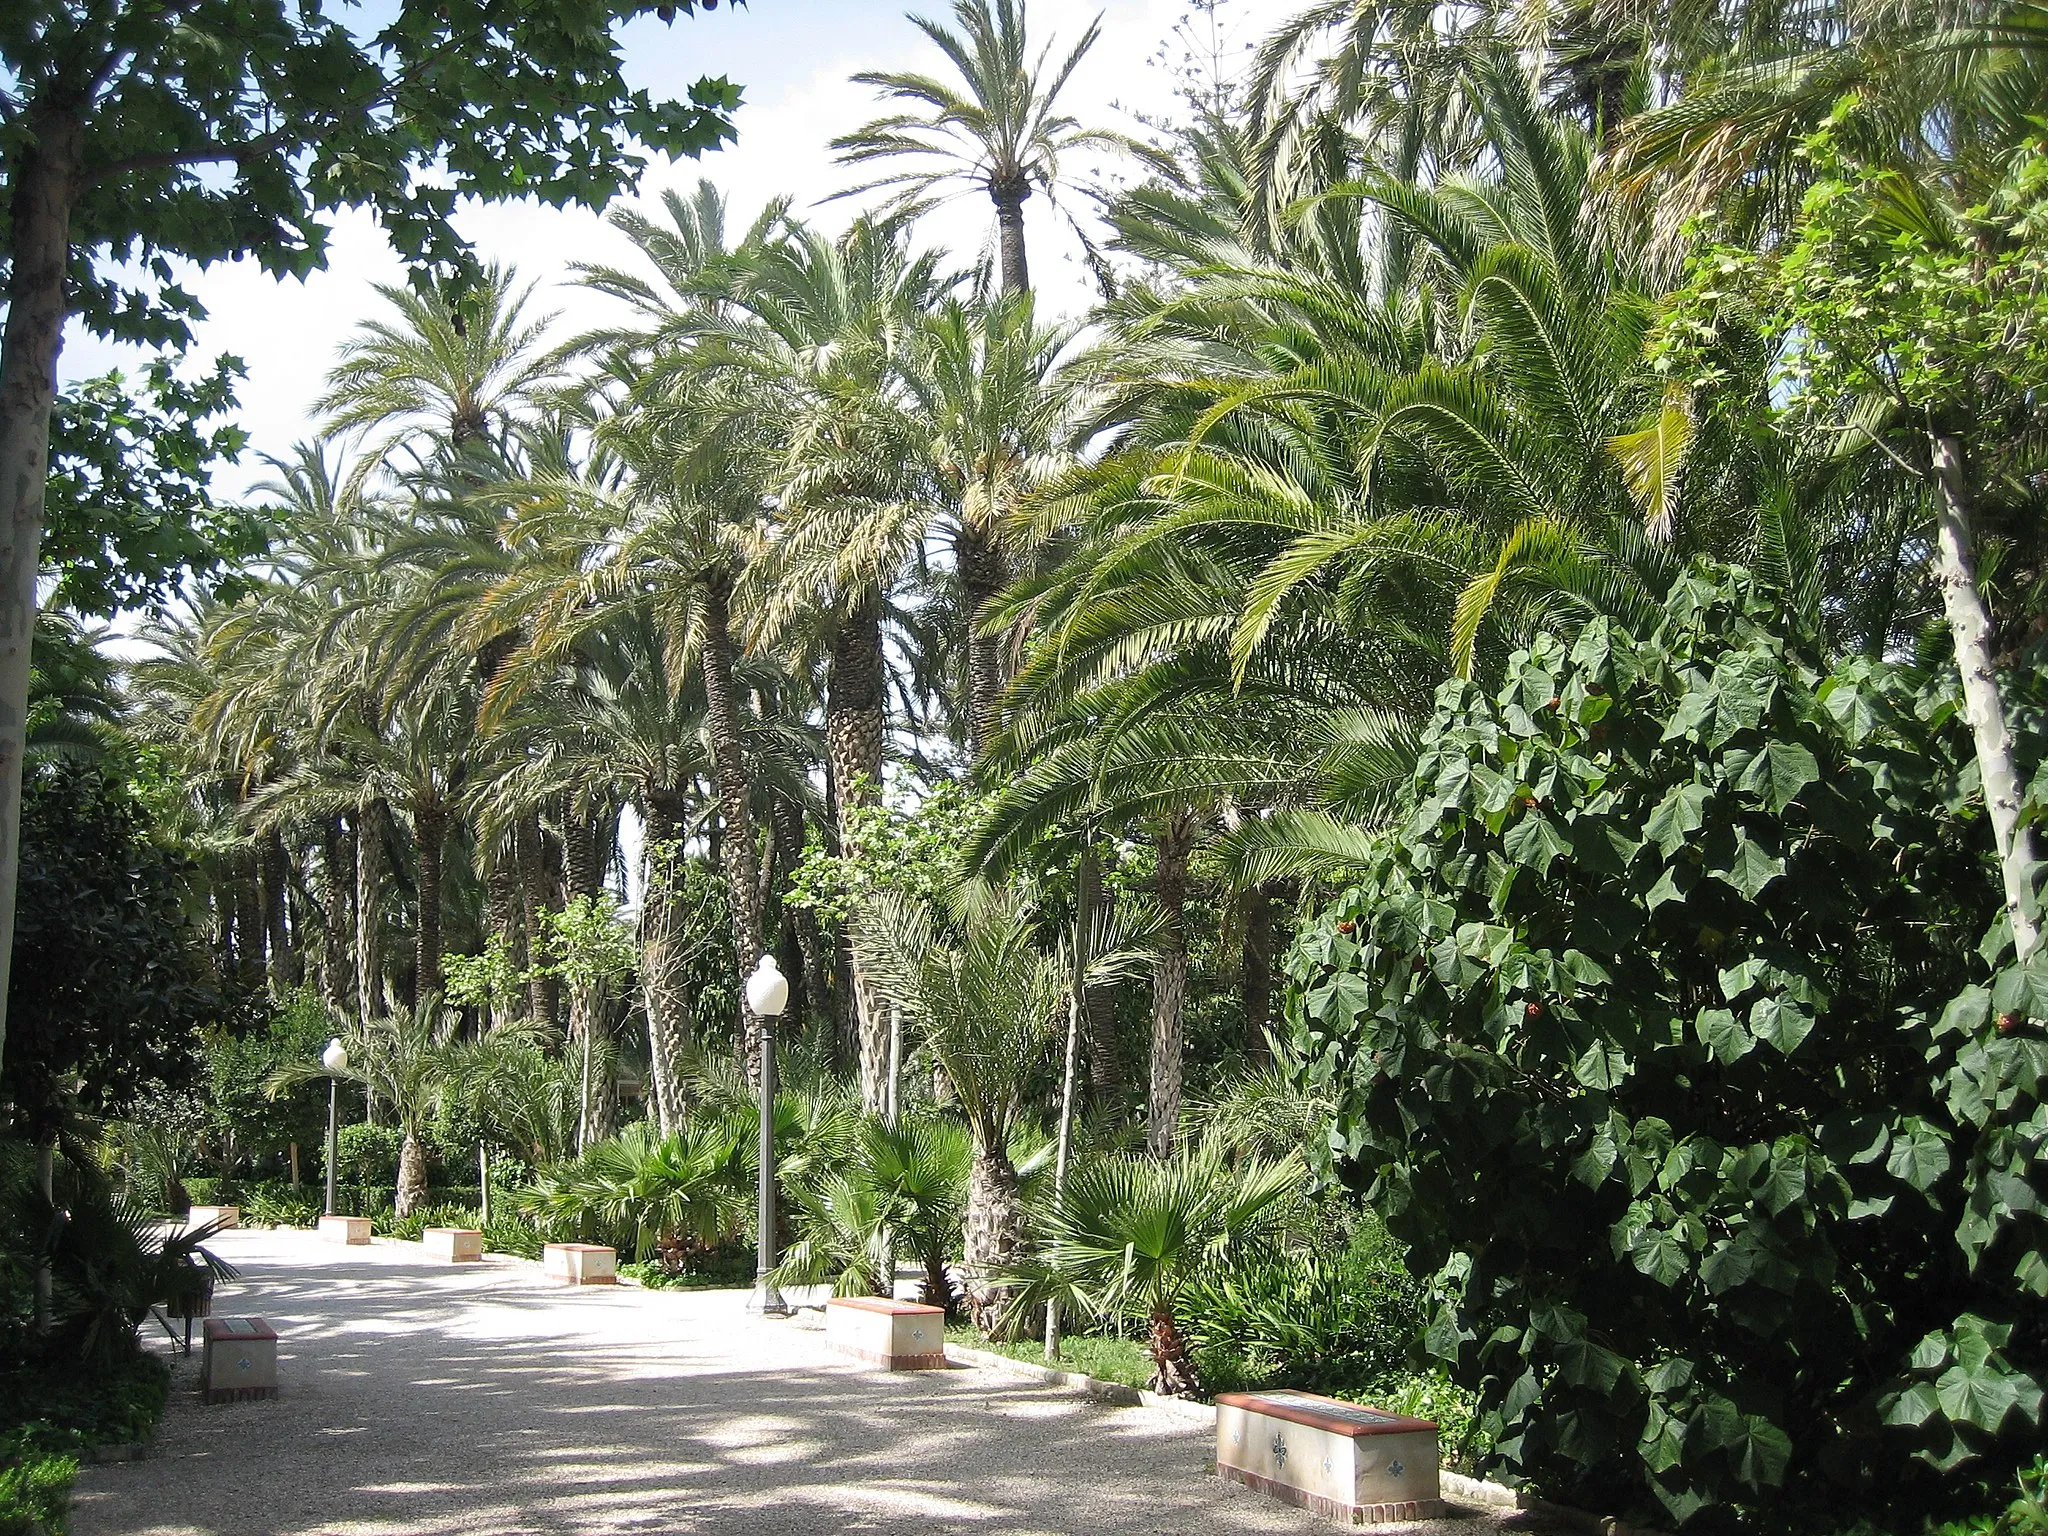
(745, 955, 790, 1317)
(321, 1037, 349, 1217)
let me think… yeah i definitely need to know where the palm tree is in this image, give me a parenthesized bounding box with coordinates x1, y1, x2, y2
(316, 263, 559, 466)
(524, 1120, 751, 1262)
(772, 1113, 969, 1306)
(269, 995, 490, 1218)
(850, 887, 1066, 1335)
(831, 0, 1148, 295)
(1002, 1139, 1302, 1395)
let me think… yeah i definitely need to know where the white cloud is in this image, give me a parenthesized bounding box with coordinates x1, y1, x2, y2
(57, 0, 1193, 499)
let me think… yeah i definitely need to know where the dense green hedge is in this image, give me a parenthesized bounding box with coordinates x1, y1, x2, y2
(1285, 569, 2047, 1528)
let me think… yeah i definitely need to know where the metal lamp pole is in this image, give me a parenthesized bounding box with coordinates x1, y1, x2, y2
(322, 1037, 349, 1216)
(746, 955, 791, 1317)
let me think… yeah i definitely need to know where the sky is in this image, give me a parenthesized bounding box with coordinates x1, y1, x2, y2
(55, 0, 1221, 497)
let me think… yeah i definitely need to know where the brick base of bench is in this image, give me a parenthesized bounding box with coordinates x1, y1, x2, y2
(1220, 1464, 1445, 1527)
(829, 1342, 950, 1371)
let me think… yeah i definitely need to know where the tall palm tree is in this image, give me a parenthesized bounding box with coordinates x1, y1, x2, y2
(831, 0, 1148, 295)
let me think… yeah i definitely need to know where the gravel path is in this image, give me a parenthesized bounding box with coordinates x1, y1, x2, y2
(74, 1228, 1551, 1536)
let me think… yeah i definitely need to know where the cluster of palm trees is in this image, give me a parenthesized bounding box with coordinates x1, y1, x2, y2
(102, 0, 2048, 1372)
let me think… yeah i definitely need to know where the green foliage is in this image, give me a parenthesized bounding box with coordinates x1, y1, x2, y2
(1284, 565, 2048, 1524)
(522, 1121, 749, 1261)
(203, 989, 334, 1170)
(1001, 1138, 1302, 1394)
(385, 1203, 483, 1244)
(534, 894, 637, 993)
(334, 1125, 403, 1189)
(0, 1440, 76, 1536)
(946, 1321, 1158, 1392)
(787, 778, 993, 925)
(0, 1350, 168, 1455)
(5, 762, 217, 1141)
(772, 1113, 969, 1306)
(44, 358, 266, 617)
(442, 935, 525, 1017)
(1181, 1207, 1425, 1399)
(242, 1185, 320, 1230)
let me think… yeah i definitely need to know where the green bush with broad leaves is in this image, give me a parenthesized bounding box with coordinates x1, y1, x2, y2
(1283, 566, 2047, 1527)
(333, 1124, 402, 1190)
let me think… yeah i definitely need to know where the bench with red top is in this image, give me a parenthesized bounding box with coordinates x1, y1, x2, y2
(543, 1243, 616, 1285)
(202, 1316, 278, 1404)
(824, 1296, 948, 1370)
(1214, 1388, 1443, 1526)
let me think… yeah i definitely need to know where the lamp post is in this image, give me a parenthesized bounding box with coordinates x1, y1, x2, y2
(745, 954, 791, 1317)
(321, 1037, 349, 1217)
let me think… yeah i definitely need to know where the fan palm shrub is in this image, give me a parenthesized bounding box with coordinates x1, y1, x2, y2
(771, 1113, 969, 1307)
(522, 1120, 750, 1263)
(1001, 1138, 1303, 1396)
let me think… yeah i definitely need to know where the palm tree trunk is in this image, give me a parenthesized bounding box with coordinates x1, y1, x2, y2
(991, 181, 1030, 296)
(395, 1131, 429, 1219)
(963, 1134, 1026, 1338)
(261, 828, 294, 993)
(487, 849, 523, 1024)
(956, 525, 1011, 760)
(414, 802, 447, 999)
(323, 818, 355, 1012)
(1148, 809, 1195, 1157)
(0, 103, 83, 1079)
(1242, 883, 1275, 1062)
(518, 812, 554, 1028)
(236, 849, 267, 985)
(1082, 852, 1121, 1112)
(701, 573, 769, 1080)
(1147, 1302, 1202, 1397)
(826, 592, 890, 1114)
(1932, 434, 2041, 960)
(356, 798, 387, 1025)
(638, 800, 692, 1136)
(772, 792, 829, 1040)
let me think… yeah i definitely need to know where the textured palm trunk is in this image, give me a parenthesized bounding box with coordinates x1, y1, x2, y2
(963, 1135, 1026, 1338)
(261, 828, 294, 992)
(1242, 883, 1275, 1062)
(991, 181, 1030, 296)
(638, 801, 692, 1136)
(517, 812, 554, 1028)
(772, 792, 829, 1040)
(701, 574, 769, 1080)
(955, 525, 1011, 761)
(486, 851, 523, 1024)
(1148, 810, 1195, 1157)
(322, 818, 355, 1012)
(564, 806, 617, 1140)
(1081, 853, 1121, 1112)
(234, 850, 267, 985)
(356, 798, 387, 1025)
(0, 104, 82, 1076)
(826, 592, 890, 1113)
(413, 802, 447, 1000)
(1932, 434, 2042, 960)
(1147, 1302, 1202, 1397)
(395, 1132, 430, 1220)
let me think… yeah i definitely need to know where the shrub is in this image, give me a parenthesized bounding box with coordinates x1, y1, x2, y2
(1182, 1208, 1425, 1398)
(333, 1124, 401, 1189)
(0, 1439, 76, 1536)
(1284, 567, 2048, 1526)
(242, 1184, 319, 1229)
(0, 1351, 168, 1452)
(383, 1203, 482, 1243)
(482, 1218, 544, 1261)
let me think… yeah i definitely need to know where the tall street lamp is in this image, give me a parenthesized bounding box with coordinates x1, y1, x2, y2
(745, 954, 790, 1317)
(322, 1036, 349, 1217)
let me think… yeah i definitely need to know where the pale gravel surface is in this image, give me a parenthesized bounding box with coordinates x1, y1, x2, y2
(74, 1228, 1554, 1536)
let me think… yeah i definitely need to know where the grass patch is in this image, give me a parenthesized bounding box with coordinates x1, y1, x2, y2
(946, 1323, 1158, 1393)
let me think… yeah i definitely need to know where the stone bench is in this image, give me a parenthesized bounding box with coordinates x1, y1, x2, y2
(202, 1316, 278, 1404)
(543, 1243, 616, 1285)
(318, 1214, 372, 1245)
(825, 1296, 947, 1370)
(424, 1227, 482, 1263)
(1215, 1389, 1442, 1526)
(187, 1204, 239, 1230)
